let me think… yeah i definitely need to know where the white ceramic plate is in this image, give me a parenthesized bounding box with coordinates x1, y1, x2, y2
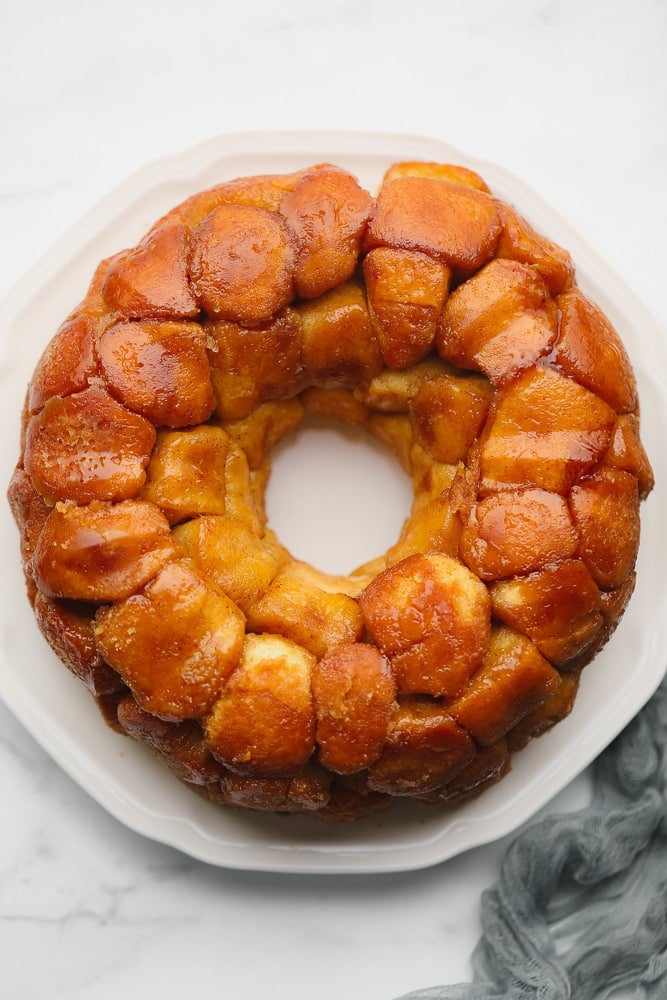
(1, 131, 666, 874)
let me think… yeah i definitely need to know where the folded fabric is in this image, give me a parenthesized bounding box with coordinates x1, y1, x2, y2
(397, 675, 667, 1000)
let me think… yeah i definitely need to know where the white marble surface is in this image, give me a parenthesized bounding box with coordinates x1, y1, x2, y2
(1, 1, 666, 997)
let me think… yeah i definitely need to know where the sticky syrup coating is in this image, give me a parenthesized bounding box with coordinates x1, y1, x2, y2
(9, 160, 653, 822)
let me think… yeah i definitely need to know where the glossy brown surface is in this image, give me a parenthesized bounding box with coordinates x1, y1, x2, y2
(97, 319, 215, 427)
(102, 221, 199, 320)
(360, 553, 490, 698)
(24, 385, 156, 505)
(27, 313, 101, 414)
(205, 634, 315, 776)
(555, 288, 637, 412)
(479, 367, 616, 494)
(364, 247, 451, 368)
(570, 467, 640, 589)
(95, 559, 245, 719)
(190, 204, 295, 324)
(116, 696, 227, 784)
(279, 165, 372, 299)
(410, 368, 492, 464)
(32, 499, 177, 602)
(365, 176, 502, 276)
(7, 466, 51, 571)
(312, 643, 396, 774)
(489, 560, 603, 666)
(207, 309, 303, 419)
(296, 281, 381, 389)
(246, 567, 364, 660)
(449, 627, 561, 745)
(140, 426, 230, 523)
(33, 593, 123, 696)
(460, 488, 579, 580)
(9, 159, 653, 821)
(495, 202, 574, 294)
(368, 697, 476, 796)
(437, 259, 557, 383)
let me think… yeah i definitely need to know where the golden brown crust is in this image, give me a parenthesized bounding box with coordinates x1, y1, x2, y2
(24, 385, 157, 505)
(205, 633, 316, 777)
(95, 559, 245, 720)
(312, 643, 396, 773)
(32, 499, 177, 602)
(360, 553, 491, 698)
(102, 222, 199, 320)
(8, 159, 653, 821)
(279, 166, 372, 299)
(190, 204, 295, 325)
(33, 592, 124, 696)
(364, 247, 451, 368)
(554, 288, 638, 413)
(495, 202, 574, 295)
(437, 258, 558, 384)
(27, 313, 101, 414)
(367, 697, 476, 796)
(365, 176, 502, 276)
(97, 319, 215, 427)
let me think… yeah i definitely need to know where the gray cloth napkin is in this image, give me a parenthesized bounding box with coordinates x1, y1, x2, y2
(397, 674, 667, 1000)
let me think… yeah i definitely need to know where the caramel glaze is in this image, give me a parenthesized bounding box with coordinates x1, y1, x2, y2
(8, 159, 653, 821)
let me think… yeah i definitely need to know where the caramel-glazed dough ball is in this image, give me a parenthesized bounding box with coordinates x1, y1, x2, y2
(8, 159, 653, 822)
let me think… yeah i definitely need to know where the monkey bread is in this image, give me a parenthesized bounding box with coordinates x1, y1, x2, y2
(8, 159, 653, 822)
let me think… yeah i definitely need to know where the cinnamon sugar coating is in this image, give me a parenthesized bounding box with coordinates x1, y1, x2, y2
(8, 160, 653, 821)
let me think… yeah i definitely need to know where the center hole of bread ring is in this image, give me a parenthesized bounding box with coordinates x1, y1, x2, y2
(266, 415, 413, 576)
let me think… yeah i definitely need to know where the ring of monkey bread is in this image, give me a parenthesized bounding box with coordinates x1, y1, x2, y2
(8, 160, 654, 822)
